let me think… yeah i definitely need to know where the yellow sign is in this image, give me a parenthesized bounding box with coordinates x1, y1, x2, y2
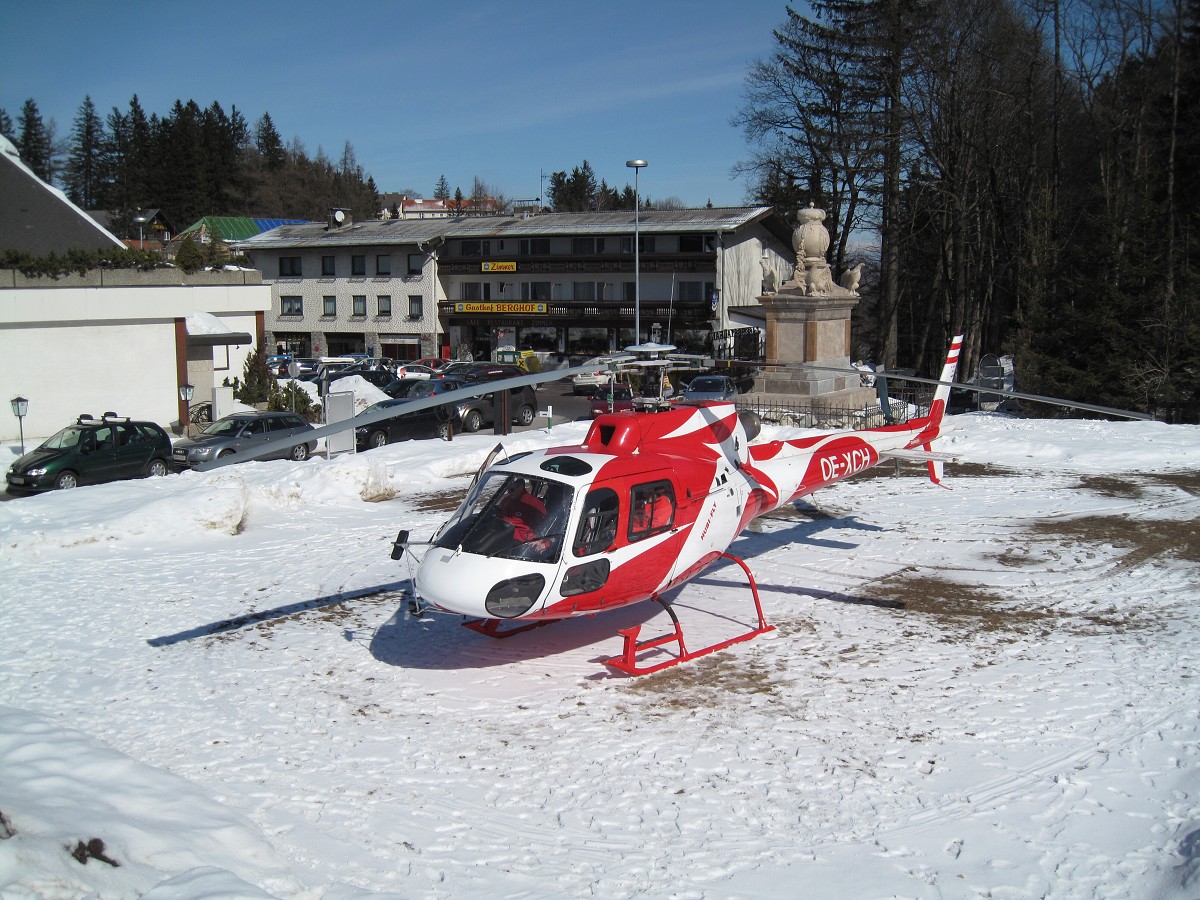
(453, 302, 548, 314)
(481, 261, 517, 272)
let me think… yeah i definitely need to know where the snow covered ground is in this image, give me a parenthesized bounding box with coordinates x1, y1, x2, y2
(1, 413, 1198, 899)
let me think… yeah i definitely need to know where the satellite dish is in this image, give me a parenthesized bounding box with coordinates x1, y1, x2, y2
(333, 209, 345, 224)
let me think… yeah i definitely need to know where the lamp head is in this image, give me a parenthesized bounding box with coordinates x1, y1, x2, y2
(626, 159, 648, 169)
(10, 396, 28, 417)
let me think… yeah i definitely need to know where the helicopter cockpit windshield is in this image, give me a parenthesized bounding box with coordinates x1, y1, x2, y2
(433, 472, 574, 564)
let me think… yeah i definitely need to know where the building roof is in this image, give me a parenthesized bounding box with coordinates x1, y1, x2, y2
(0, 136, 125, 255)
(179, 216, 313, 242)
(235, 207, 792, 250)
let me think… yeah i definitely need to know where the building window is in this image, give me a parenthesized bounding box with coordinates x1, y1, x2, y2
(408, 295, 423, 318)
(572, 282, 598, 302)
(572, 237, 605, 254)
(351, 255, 366, 276)
(279, 256, 302, 277)
(321, 255, 336, 276)
(678, 281, 714, 302)
(621, 236, 655, 254)
(461, 239, 490, 257)
(377, 295, 392, 316)
(679, 235, 705, 253)
(521, 281, 551, 302)
(461, 282, 492, 301)
(519, 238, 550, 255)
(376, 254, 391, 276)
(353, 295, 367, 316)
(622, 281, 636, 302)
(407, 253, 423, 275)
(323, 295, 336, 316)
(281, 295, 303, 316)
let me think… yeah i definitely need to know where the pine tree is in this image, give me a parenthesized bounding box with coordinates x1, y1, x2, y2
(0, 107, 14, 142)
(64, 96, 106, 209)
(434, 174, 450, 200)
(17, 98, 52, 181)
(254, 112, 286, 170)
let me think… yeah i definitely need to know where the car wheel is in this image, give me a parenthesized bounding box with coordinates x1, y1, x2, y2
(368, 430, 388, 449)
(54, 471, 79, 490)
(218, 449, 235, 459)
(517, 404, 535, 426)
(462, 409, 483, 432)
(146, 459, 169, 478)
(291, 443, 310, 461)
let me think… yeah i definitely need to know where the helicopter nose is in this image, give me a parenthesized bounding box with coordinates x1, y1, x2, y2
(415, 548, 547, 619)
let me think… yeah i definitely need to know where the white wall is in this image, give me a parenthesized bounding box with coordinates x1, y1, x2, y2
(0, 282, 269, 443)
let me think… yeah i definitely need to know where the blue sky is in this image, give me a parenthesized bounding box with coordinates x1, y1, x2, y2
(0, 0, 796, 208)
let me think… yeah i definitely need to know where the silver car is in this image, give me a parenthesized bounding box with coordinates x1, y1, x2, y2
(678, 375, 739, 404)
(571, 356, 625, 395)
(172, 411, 316, 469)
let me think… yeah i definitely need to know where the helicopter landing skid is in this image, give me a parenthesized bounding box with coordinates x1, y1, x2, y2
(463, 617, 555, 638)
(603, 553, 775, 676)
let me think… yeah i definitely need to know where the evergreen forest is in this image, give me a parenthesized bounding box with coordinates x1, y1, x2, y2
(0, 96, 379, 243)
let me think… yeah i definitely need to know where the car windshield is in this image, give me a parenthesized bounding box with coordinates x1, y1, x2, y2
(201, 418, 247, 437)
(362, 400, 405, 416)
(40, 426, 86, 450)
(595, 385, 632, 400)
(433, 472, 574, 564)
(689, 377, 724, 392)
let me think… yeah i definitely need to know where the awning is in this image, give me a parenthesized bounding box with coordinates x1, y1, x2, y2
(185, 310, 252, 347)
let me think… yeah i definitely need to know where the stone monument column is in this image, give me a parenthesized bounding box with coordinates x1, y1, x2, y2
(754, 203, 864, 398)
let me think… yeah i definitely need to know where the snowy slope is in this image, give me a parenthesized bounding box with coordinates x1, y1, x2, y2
(1, 414, 1198, 899)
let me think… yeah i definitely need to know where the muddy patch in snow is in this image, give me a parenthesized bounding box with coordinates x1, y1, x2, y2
(414, 489, 469, 513)
(623, 653, 784, 704)
(1031, 514, 1200, 564)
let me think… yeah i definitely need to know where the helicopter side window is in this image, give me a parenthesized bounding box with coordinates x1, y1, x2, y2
(629, 480, 675, 541)
(573, 488, 619, 556)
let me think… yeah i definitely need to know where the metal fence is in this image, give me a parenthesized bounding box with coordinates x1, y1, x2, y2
(736, 383, 932, 431)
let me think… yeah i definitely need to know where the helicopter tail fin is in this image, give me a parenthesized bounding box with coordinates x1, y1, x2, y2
(931, 334, 963, 423)
(910, 334, 963, 471)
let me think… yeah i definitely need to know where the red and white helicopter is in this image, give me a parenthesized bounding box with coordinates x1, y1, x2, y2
(395, 335, 967, 675)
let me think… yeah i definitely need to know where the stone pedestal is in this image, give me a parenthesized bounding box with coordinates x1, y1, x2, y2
(754, 283, 860, 396)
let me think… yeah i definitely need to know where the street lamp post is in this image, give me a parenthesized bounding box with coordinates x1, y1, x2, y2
(626, 159, 647, 348)
(179, 383, 194, 435)
(133, 210, 149, 250)
(10, 396, 28, 456)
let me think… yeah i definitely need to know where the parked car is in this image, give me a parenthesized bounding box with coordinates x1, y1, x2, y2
(678, 375, 739, 404)
(327, 367, 395, 390)
(393, 363, 437, 380)
(590, 383, 636, 418)
(172, 411, 316, 469)
(6, 413, 172, 492)
(354, 397, 450, 449)
(451, 362, 528, 383)
(413, 357, 451, 371)
(287, 357, 321, 378)
(572, 356, 625, 394)
(404, 376, 537, 433)
(380, 377, 429, 399)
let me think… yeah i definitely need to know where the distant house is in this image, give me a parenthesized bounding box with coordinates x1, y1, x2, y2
(87, 208, 177, 252)
(0, 136, 124, 255)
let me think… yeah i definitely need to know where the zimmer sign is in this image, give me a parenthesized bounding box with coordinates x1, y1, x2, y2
(453, 302, 548, 314)
(481, 261, 517, 272)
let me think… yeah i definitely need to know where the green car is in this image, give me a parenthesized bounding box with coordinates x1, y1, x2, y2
(5, 414, 173, 493)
